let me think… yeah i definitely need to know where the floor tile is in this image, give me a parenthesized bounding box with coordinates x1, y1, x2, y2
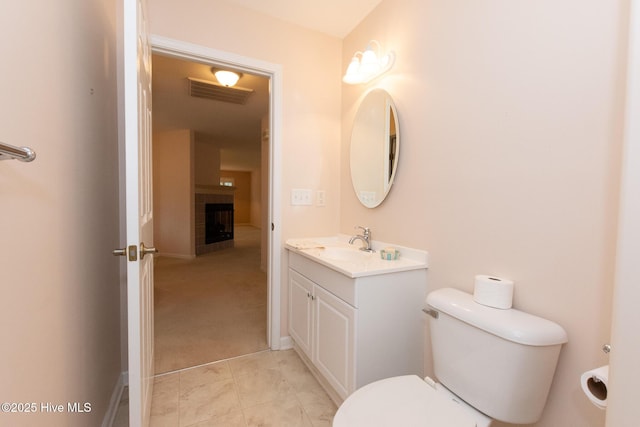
(228, 350, 279, 378)
(185, 408, 247, 427)
(235, 367, 295, 408)
(243, 395, 313, 427)
(142, 349, 337, 427)
(180, 361, 233, 390)
(297, 388, 336, 427)
(179, 377, 241, 427)
(150, 374, 180, 427)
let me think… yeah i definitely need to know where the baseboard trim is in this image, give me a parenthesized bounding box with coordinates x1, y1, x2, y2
(157, 253, 196, 260)
(279, 335, 293, 350)
(101, 372, 127, 427)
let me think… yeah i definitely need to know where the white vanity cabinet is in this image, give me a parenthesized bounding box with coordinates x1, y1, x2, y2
(287, 249, 427, 402)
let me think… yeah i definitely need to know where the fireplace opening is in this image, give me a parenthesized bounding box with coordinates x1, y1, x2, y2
(205, 203, 234, 244)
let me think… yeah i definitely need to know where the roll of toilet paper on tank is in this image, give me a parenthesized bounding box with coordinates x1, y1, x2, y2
(580, 365, 608, 409)
(473, 275, 514, 309)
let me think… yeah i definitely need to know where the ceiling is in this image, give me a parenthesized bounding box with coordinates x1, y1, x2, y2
(152, 1, 382, 171)
(223, 0, 383, 38)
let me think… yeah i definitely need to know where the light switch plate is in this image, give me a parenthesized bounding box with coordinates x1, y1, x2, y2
(316, 190, 326, 206)
(291, 189, 313, 205)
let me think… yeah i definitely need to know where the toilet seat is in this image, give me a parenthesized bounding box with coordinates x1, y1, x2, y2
(333, 375, 491, 427)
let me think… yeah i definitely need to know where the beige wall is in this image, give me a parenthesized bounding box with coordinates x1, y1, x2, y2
(0, 0, 122, 425)
(194, 136, 221, 186)
(153, 129, 196, 258)
(341, 1, 627, 426)
(220, 170, 252, 223)
(250, 167, 262, 228)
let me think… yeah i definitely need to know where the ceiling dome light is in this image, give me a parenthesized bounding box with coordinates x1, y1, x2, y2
(212, 68, 242, 87)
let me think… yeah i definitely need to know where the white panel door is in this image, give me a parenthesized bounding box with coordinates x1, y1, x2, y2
(122, 0, 155, 425)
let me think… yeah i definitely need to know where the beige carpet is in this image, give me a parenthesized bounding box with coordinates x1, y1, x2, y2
(154, 225, 269, 374)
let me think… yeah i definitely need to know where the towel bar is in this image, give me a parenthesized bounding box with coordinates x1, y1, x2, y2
(0, 141, 36, 162)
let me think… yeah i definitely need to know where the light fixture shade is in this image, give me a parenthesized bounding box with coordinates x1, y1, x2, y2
(342, 56, 362, 84)
(214, 70, 241, 87)
(342, 40, 394, 85)
(359, 47, 380, 77)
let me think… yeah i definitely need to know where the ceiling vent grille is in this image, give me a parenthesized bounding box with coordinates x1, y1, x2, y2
(187, 77, 254, 105)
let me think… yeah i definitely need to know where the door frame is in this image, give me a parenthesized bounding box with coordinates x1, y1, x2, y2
(606, 0, 640, 423)
(150, 35, 283, 349)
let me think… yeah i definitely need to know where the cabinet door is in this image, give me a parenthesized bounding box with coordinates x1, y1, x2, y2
(313, 285, 356, 399)
(288, 269, 314, 358)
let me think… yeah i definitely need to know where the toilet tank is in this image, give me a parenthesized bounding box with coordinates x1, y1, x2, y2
(425, 288, 568, 425)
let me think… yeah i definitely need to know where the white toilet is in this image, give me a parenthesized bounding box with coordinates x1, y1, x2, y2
(333, 287, 568, 426)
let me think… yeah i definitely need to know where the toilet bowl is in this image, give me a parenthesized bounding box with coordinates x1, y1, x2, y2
(332, 288, 568, 426)
(333, 375, 491, 427)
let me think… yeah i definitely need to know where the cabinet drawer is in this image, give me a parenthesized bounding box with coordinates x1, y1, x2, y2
(289, 251, 357, 306)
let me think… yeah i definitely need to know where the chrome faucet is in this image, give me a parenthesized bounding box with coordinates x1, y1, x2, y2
(349, 226, 374, 252)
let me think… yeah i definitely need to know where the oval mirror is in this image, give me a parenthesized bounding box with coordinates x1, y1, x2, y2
(350, 89, 399, 208)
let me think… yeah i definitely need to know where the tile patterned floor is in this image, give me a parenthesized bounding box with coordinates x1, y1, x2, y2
(148, 349, 336, 427)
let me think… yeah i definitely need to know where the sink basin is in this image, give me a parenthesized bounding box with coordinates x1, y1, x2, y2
(317, 246, 374, 262)
(285, 235, 428, 278)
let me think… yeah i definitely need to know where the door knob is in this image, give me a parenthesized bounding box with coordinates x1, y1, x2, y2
(112, 248, 126, 257)
(140, 243, 158, 259)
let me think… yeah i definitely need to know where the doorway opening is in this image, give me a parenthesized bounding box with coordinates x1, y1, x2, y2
(150, 38, 282, 373)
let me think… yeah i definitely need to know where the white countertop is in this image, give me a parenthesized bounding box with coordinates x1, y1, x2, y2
(285, 235, 428, 278)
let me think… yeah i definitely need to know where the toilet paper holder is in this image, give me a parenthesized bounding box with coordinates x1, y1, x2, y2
(580, 347, 610, 409)
(586, 374, 608, 401)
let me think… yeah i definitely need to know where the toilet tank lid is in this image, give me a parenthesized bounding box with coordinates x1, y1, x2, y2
(426, 288, 568, 346)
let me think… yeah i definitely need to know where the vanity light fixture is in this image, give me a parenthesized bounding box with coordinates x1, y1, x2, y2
(212, 68, 242, 87)
(343, 40, 395, 85)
